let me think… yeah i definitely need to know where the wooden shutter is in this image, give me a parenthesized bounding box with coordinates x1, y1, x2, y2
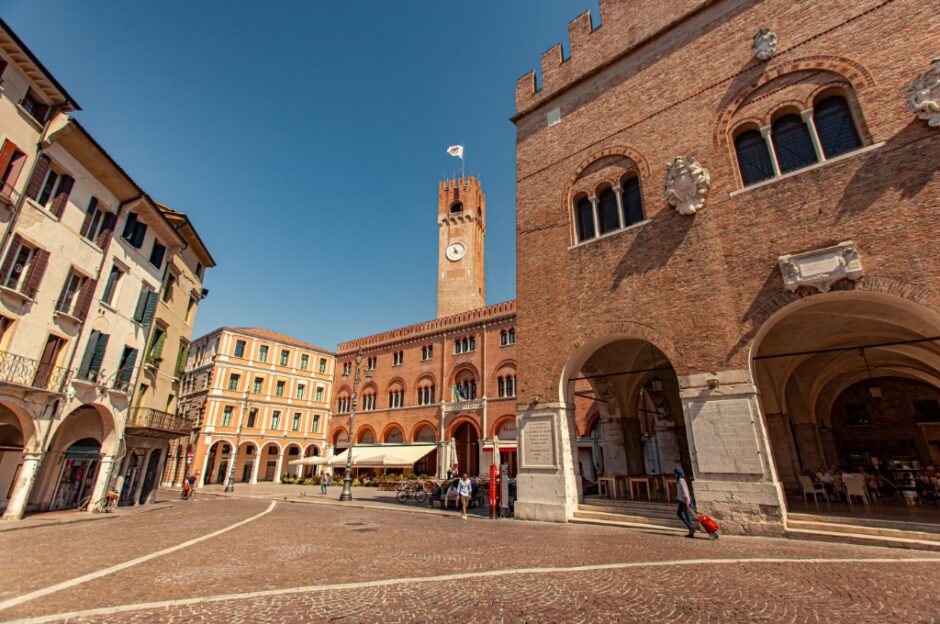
(153, 331, 166, 359)
(0, 140, 17, 184)
(74, 277, 97, 322)
(120, 348, 138, 383)
(54, 273, 70, 312)
(175, 344, 189, 377)
(23, 248, 50, 298)
(141, 290, 158, 326)
(25, 156, 49, 201)
(49, 175, 73, 218)
(133, 283, 149, 321)
(79, 197, 98, 238)
(0, 234, 22, 284)
(96, 211, 117, 248)
(77, 330, 99, 377)
(88, 333, 109, 378)
(122, 212, 137, 239)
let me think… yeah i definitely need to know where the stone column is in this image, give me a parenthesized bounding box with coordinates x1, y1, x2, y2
(274, 451, 285, 484)
(133, 448, 155, 505)
(2, 452, 42, 520)
(147, 449, 167, 504)
(760, 125, 782, 176)
(598, 404, 628, 475)
(589, 196, 600, 237)
(677, 370, 786, 535)
(801, 109, 825, 162)
(89, 454, 117, 509)
(514, 402, 580, 522)
(613, 186, 625, 229)
(198, 441, 211, 487)
(250, 453, 261, 484)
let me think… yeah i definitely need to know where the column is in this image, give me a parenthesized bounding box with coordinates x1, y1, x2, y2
(613, 186, 625, 229)
(479, 397, 488, 477)
(801, 109, 825, 162)
(274, 450, 285, 484)
(589, 196, 600, 237)
(760, 126, 782, 176)
(147, 449, 167, 504)
(2, 452, 42, 520)
(250, 452, 261, 484)
(514, 402, 581, 522)
(198, 440, 211, 487)
(133, 448, 155, 506)
(88, 454, 117, 509)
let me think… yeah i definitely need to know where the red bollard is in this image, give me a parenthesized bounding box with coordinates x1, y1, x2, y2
(489, 464, 498, 519)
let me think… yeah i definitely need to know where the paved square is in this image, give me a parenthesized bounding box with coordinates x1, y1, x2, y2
(1, 491, 938, 623)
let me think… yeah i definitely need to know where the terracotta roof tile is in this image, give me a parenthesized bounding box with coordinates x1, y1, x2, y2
(225, 327, 334, 355)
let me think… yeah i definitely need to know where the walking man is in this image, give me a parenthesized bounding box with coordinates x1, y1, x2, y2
(187, 471, 199, 501)
(457, 473, 473, 519)
(320, 468, 330, 495)
(675, 468, 695, 538)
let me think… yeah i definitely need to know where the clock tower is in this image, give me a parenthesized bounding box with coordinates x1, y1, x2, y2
(437, 177, 486, 318)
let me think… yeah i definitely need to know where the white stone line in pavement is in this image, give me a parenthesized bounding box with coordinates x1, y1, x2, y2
(10, 555, 940, 624)
(0, 500, 277, 616)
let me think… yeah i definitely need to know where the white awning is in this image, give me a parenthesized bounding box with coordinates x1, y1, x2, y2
(329, 444, 435, 468)
(288, 456, 329, 466)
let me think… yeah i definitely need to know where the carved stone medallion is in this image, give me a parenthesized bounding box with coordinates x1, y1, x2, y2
(907, 59, 940, 127)
(752, 28, 777, 61)
(664, 156, 711, 215)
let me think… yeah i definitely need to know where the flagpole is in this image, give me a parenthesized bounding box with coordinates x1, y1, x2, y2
(461, 147, 465, 180)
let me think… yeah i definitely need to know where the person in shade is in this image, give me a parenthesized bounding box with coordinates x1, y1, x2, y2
(320, 468, 331, 495)
(675, 468, 695, 538)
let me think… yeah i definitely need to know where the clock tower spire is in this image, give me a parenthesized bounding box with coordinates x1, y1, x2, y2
(437, 177, 486, 318)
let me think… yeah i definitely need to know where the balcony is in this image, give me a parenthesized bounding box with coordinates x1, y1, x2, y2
(0, 349, 71, 394)
(125, 407, 194, 439)
(0, 180, 18, 209)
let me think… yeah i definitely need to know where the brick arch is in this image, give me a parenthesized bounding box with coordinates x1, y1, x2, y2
(446, 416, 481, 440)
(336, 384, 352, 396)
(410, 420, 438, 443)
(332, 426, 349, 446)
(382, 422, 405, 443)
(489, 414, 516, 438)
(449, 362, 481, 385)
(564, 146, 652, 202)
(360, 381, 378, 395)
(385, 376, 407, 392)
(491, 358, 517, 386)
(356, 424, 377, 444)
(713, 55, 875, 149)
(415, 372, 437, 387)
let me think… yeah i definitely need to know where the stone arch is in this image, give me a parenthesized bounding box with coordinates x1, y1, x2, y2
(415, 373, 437, 387)
(332, 427, 349, 446)
(0, 400, 38, 453)
(449, 362, 480, 386)
(386, 376, 407, 392)
(304, 443, 321, 457)
(446, 416, 481, 440)
(410, 420, 438, 443)
(489, 414, 516, 438)
(714, 55, 876, 149)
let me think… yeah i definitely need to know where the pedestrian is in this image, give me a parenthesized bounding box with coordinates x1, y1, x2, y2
(187, 471, 198, 501)
(457, 472, 473, 519)
(320, 468, 330, 495)
(675, 468, 694, 538)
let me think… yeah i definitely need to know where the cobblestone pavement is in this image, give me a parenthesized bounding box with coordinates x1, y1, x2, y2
(2, 495, 939, 623)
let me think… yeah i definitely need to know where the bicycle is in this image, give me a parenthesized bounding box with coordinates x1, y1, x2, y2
(396, 481, 427, 504)
(79, 489, 120, 513)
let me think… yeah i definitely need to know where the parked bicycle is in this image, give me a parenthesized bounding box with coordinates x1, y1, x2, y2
(79, 489, 120, 513)
(396, 480, 428, 504)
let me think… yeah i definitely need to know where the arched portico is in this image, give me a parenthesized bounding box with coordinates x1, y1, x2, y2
(751, 291, 940, 519)
(257, 441, 283, 482)
(0, 401, 39, 518)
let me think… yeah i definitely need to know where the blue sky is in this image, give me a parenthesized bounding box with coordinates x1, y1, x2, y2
(1, 0, 599, 350)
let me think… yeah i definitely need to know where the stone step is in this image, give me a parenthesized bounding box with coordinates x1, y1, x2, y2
(788, 513, 940, 536)
(570, 513, 687, 533)
(787, 518, 940, 542)
(786, 526, 940, 552)
(578, 504, 677, 521)
(574, 507, 684, 526)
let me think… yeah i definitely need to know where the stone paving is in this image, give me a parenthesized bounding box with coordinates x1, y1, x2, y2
(1, 493, 938, 623)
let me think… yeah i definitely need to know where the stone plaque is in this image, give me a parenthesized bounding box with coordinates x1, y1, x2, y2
(688, 398, 763, 475)
(520, 416, 556, 469)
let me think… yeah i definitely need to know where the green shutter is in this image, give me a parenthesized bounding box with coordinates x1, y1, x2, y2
(176, 344, 189, 377)
(142, 291, 158, 326)
(153, 331, 166, 359)
(88, 333, 109, 379)
(120, 348, 138, 382)
(133, 283, 148, 321)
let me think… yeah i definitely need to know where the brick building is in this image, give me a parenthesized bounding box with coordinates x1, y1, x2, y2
(329, 178, 520, 478)
(174, 327, 334, 488)
(511, 0, 940, 533)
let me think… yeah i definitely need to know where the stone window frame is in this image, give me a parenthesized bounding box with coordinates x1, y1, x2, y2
(569, 171, 648, 246)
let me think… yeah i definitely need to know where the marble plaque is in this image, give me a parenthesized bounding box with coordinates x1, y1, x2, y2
(689, 398, 763, 474)
(521, 417, 556, 468)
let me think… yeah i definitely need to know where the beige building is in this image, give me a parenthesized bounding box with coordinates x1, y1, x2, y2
(172, 328, 334, 488)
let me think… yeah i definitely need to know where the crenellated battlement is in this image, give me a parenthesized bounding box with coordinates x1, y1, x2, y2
(514, 0, 712, 116)
(438, 176, 485, 223)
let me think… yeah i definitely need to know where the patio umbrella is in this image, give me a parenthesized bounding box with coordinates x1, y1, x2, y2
(492, 435, 500, 468)
(449, 437, 458, 473)
(288, 456, 330, 466)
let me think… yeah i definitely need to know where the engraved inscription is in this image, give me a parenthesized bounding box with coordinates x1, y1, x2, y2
(521, 417, 556, 468)
(689, 398, 763, 474)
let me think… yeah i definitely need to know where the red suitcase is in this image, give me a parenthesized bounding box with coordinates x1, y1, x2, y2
(691, 509, 721, 540)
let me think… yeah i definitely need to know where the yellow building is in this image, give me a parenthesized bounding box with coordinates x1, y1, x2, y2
(172, 327, 334, 487)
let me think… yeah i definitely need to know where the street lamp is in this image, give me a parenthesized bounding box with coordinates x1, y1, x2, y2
(339, 347, 371, 502)
(224, 390, 250, 493)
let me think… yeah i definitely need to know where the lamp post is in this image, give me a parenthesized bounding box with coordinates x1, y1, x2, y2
(339, 348, 370, 502)
(224, 390, 249, 493)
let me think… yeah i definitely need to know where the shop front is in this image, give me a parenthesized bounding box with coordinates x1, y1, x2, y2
(50, 439, 101, 511)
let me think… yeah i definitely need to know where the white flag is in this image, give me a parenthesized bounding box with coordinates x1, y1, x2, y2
(447, 145, 464, 159)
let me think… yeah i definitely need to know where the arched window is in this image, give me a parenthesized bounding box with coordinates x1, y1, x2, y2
(575, 197, 595, 242)
(450, 202, 463, 213)
(597, 188, 619, 235)
(813, 96, 861, 159)
(734, 128, 775, 186)
(417, 379, 435, 406)
(358, 429, 375, 444)
(621, 176, 644, 226)
(771, 114, 817, 173)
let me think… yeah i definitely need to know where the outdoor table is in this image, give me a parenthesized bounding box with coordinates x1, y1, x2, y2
(598, 476, 625, 498)
(629, 476, 652, 500)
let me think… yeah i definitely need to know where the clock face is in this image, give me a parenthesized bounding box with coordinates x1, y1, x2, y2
(446, 242, 466, 262)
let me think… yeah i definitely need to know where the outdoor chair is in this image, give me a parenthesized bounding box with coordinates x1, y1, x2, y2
(798, 475, 829, 509)
(842, 474, 870, 510)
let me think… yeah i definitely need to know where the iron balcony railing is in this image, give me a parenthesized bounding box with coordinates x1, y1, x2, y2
(0, 349, 71, 393)
(126, 407, 194, 436)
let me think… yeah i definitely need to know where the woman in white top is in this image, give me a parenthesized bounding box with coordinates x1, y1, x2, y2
(457, 474, 473, 519)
